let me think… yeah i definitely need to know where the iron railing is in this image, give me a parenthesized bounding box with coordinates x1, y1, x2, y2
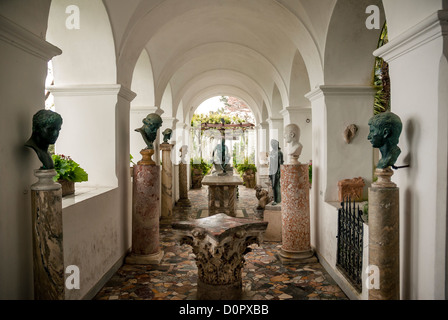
(336, 197, 365, 292)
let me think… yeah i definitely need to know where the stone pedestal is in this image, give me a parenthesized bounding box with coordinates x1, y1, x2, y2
(176, 162, 191, 207)
(126, 161, 163, 264)
(202, 175, 243, 217)
(263, 204, 282, 242)
(172, 214, 268, 300)
(160, 143, 174, 223)
(368, 168, 399, 300)
(31, 169, 64, 300)
(278, 164, 316, 264)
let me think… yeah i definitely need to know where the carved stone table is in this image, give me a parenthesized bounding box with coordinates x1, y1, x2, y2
(172, 214, 268, 300)
(201, 175, 243, 217)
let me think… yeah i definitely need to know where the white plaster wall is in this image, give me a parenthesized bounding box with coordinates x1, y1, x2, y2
(382, 0, 444, 40)
(0, 1, 58, 299)
(52, 90, 118, 188)
(380, 31, 447, 299)
(0, 38, 48, 300)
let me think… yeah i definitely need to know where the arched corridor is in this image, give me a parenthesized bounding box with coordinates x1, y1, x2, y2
(0, 0, 447, 303)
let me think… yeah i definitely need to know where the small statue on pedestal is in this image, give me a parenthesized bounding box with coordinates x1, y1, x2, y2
(162, 128, 173, 144)
(268, 139, 284, 205)
(179, 145, 188, 164)
(135, 113, 163, 150)
(25, 109, 63, 169)
(284, 124, 302, 164)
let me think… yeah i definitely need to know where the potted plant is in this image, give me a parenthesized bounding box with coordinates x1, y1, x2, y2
(190, 157, 212, 189)
(52, 154, 88, 197)
(235, 157, 257, 188)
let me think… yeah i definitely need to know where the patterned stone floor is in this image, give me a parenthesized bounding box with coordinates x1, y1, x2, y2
(94, 185, 348, 301)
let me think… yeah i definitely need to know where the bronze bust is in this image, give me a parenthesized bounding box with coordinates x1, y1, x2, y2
(135, 113, 163, 150)
(368, 111, 402, 169)
(25, 109, 63, 169)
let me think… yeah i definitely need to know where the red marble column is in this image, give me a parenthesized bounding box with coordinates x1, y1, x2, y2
(126, 161, 163, 264)
(278, 164, 316, 264)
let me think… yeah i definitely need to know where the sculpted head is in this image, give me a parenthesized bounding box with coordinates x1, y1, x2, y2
(25, 109, 63, 169)
(368, 112, 402, 149)
(284, 124, 300, 144)
(368, 111, 402, 169)
(162, 128, 173, 143)
(32, 109, 63, 146)
(138, 113, 163, 149)
(271, 139, 279, 150)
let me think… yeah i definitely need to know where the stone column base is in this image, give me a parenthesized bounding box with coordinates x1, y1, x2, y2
(176, 198, 192, 207)
(197, 279, 242, 300)
(277, 248, 317, 265)
(125, 251, 164, 265)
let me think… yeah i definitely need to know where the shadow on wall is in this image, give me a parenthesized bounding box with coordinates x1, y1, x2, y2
(401, 117, 419, 299)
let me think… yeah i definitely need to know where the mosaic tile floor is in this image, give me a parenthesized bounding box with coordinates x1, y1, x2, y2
(94, 185, 348, 301)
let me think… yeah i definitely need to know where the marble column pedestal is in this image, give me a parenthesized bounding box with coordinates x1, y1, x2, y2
(172, 214, 268, 300)
(368, 168, 399, 300)
(160, 143, 174, 223)
(278, 164, 317, 264)
(31, 169, 65, 300)
(176, 162, 191, 207)
(126, 159, 163, 264)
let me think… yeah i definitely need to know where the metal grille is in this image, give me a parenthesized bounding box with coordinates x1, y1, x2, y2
(336, 197, 364, 292)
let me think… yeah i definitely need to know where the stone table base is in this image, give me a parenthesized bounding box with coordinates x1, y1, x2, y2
(202, 175, 243, 217)
(172, 213, 268, 300)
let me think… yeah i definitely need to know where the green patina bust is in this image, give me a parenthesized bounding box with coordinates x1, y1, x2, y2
(25, 109, 63, 169)
(162, 128, 173, 144)
(135, 113, 163, 150)
(368, 111, 402, 169)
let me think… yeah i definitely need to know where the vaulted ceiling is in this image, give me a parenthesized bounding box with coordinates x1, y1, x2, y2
(102, 0, 340, 123)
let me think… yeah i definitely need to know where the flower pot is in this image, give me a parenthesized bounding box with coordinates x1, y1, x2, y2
(58, 179, 75, 197)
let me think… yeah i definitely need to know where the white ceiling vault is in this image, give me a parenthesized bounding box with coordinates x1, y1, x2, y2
(102, 0, 380, 124)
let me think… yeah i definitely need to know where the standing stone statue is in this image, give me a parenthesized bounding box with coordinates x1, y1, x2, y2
(135, 113, 163, 150)
(284, 123, 302, 164)
(367, 111, 402, 169)
(162, 128, 173, 144)
(212, 141, 231, 174)
(268, 139, 284, 205)
(25, 109, 63, 169)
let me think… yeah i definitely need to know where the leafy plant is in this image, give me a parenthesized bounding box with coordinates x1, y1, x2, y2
(190, 157, 212, 176)
(52, 154, 88, 183)
(235, 157, 257, 176)
(130, 154, 136, 165)
(309, 162, 312, 185)
(373, 22, 390, 115)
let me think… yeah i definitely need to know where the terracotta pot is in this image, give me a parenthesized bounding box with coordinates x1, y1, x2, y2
(58, 179, 75, 197)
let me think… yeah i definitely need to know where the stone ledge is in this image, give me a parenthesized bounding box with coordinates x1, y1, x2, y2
(62, 185, 116, 209)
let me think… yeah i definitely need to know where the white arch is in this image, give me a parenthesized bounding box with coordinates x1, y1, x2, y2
(47, 0, 116, 84)
(185, 86, 262, 125)
(131, 49, 155, 107)
(174, 69, 273, 120)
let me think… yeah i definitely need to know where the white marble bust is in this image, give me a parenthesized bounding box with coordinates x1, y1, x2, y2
(179, 145, 188, 164)
(284, 123, 302, 164)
